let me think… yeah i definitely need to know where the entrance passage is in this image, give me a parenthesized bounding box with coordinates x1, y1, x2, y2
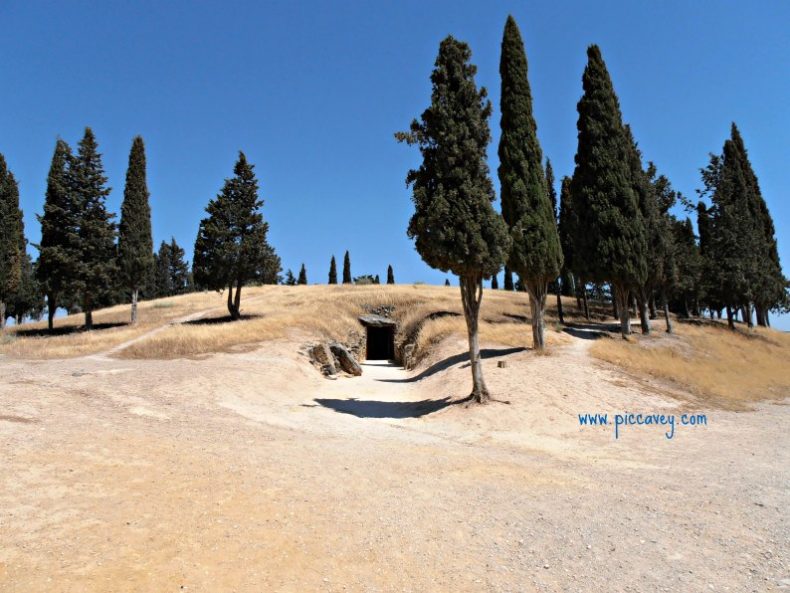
(366, 326, 395, 360)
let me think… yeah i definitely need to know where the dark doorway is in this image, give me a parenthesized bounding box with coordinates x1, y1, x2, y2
(366, 326, 394, 360)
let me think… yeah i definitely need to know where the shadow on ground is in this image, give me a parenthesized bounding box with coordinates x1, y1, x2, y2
(14, 322, 128, 337)
(313, 396, 467, 419)
(183, 314, 261, 326)
(378, 347, 526, 384)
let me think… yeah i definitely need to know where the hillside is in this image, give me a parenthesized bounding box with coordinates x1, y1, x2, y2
(1, 285, 789, 591)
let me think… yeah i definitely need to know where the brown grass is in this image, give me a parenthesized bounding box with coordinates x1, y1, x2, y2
(117, 284, 567, 360)
(590, 320, 790, 409)
(0, 292, 221, 359)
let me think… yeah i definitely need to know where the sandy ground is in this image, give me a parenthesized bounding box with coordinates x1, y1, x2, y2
(1, 326, 788, 592)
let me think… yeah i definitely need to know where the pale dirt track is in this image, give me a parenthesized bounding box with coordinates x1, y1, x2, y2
(1, 330, 788, 593)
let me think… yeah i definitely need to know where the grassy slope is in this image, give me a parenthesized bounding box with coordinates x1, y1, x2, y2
(2, 284, 789, 407)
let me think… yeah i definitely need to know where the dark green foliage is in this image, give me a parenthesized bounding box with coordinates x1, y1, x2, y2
(396, 36, 509, 280)
(668, 218, 702, 317)
(497, 16, 562, 349)
(35, 140, 78, 329)
(328, 256, 337, 284)
(698, 125, 787, 328)
(298, 264, 307, 285)
(386, 264, 394, 285)
(396, 35, 509, 401)
(444, 278, 451, 287)
(283, 269, 296, 286)
(490, 273, 499, 290)
(0, 153, 23, 328)
(342, 251, 352, 284)
(70, 128, 118, 329)
(374, 274, 380, 284)
(7, 253, 45, 323)
(154, 238, 190, 297)
(193, 152, 277, 319)
(569, 46, 647, 336)
(353, 274, 376, 285)
(118, 136, 154, 323)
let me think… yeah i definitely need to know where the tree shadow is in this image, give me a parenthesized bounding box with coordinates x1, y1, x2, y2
(14, 322, 128, 337)
(562, 326, 609, 340)
(379, 347, 526, 384)
(183, 313, 261, 326)
(313, 396, 469, 419)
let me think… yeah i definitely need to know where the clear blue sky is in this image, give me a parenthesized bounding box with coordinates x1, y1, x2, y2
(2, 1, 788, 327)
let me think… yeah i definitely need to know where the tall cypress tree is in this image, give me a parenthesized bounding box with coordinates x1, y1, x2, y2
(557, 176, 578, 321)
(328, 256, 337, 284)
(569, 46, 647, 338)
(298, 263, 307, 285)
(624, 125, 662, 335)
(0, 154, 23, 329)
(118, 136, 154, 324)
(545, 159, 565, 324)
(193, 152, 275, 320)
(396, 35, 509, 402)
(36, 140, 78, 330)
(729, 125, 786, 326)
(342, 250, 352, 284)
(71, 128, 118, 329)
(386, 264, 394, 285)
(497, 16, 562, 349)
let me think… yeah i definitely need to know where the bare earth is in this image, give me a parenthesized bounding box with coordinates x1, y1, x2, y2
(1, 327, 788, 592)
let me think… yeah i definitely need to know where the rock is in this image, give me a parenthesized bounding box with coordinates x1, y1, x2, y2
(358, 314, 396, 328)
(309, 343, 336, 376)
(330, 343, 363, 376)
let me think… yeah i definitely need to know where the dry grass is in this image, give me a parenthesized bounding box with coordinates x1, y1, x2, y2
(590, 320, 790, 409)
(0, 292, 220, 359)
(117, 284, 565, 360)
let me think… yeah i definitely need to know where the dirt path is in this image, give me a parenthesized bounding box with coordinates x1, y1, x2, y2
(1, 333, 787, 592)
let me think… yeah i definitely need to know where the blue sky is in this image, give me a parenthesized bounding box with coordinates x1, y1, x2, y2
(1, 1, 788, 327)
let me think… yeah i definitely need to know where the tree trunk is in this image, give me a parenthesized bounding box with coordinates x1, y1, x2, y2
(612, 296, 618, 320)
(503, 267, 513, 291)
(0, 301, 5, 330)
(649, 295, 657, 319)
(47, 292, 57, 331)
(581, 284, 590, 320)
(681, 299, 690, 318)
(555, 277, 564, 325)
(755, 305, 765, 327)
(637, 293, 650, 335)
(130, 288, 139, 325)
(227, 281, 241, 320)
(85, 308, 93, 330)
(460, 274, 489, 403)
(662, 291, 673, 334)
(233, 279, 242, 318)
(613, 283, 631, 339)
(726, 306, 735, 330)
(527, 281, 547, 351)
(765, 311, 770, 327)
(744, 303, 754, 329)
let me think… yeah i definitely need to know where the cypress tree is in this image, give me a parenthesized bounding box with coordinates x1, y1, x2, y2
(374, 274, 380, 284)
(729, 125, 786, 326)
(118, 136, 154, 324)
(153, 240, 173, 297)
(342, 250, 352, 284)
(569, 46, 647, 338)
(546, 159, 565, 324)
(396, 35, 509, 402)
(386, 264, 395, 285)
(0, 154, 23, 329)
(497, 16, 562, 350)
(193, 152, 275, 319)
(328, 256, 337, 284)
(71, 128, 118, 329)
(444, 278, 451, 287)
(283, 269, 296, 286)
(8, 253, 44, 324)
(167, 238, 190, 294)
(490, 273, 499, 290)
(36, 140, 78, 330)
(298, 263, 307, 285)
(557, 176, 576, 322)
